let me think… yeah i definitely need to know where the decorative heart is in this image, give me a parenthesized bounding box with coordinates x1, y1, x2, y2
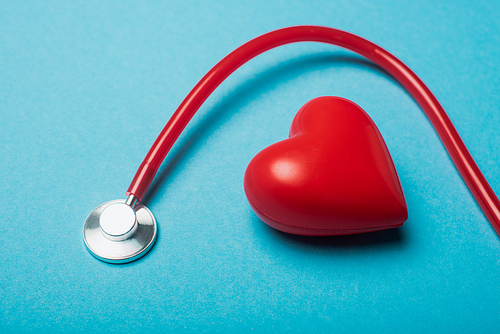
(244, 96, 408, 236)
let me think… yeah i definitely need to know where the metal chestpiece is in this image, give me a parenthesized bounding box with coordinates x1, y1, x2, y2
(83, 196, 157, 264)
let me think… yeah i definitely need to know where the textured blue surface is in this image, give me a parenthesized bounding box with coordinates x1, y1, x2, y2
(1, 1, 500, 332)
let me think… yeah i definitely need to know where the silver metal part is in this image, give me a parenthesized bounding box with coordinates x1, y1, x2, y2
(83, 199, 157, 264)
(100, 202, 138, 241)
(125, 194, 137, 207)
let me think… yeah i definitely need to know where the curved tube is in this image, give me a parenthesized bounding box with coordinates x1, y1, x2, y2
(126, 26, 500, 236)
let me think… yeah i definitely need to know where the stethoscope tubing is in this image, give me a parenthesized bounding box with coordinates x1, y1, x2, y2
(126, 26, 500, 236)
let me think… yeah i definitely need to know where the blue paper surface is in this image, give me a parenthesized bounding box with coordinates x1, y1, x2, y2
(1, 0, 500, 332)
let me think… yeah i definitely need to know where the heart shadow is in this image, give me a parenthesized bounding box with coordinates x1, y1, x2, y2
(252, 211, 406, 248)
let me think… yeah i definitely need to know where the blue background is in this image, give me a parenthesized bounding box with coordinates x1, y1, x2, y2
(1, 0, 500, 332)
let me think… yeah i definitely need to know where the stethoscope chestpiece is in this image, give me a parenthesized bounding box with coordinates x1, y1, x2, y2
(83, 196, 157, 264)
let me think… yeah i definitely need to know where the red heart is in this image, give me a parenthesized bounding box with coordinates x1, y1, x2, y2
(244, 96, 408, 236)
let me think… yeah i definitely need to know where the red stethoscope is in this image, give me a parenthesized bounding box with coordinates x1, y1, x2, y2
(83, 26, 500, 264)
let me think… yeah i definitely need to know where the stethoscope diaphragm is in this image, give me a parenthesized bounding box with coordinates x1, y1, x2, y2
(83, 198, 157, 264)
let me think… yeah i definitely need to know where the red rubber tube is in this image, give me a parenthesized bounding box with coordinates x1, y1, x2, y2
(126, 26, 500, 237)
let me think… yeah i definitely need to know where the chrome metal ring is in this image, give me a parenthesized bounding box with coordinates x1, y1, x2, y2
(83, 199, 157, 264)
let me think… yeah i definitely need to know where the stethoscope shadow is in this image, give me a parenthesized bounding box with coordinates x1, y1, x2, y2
(142, 51, 409, 248)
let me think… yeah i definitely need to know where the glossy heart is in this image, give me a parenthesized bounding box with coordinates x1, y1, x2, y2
(244, 96, 408, 236)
